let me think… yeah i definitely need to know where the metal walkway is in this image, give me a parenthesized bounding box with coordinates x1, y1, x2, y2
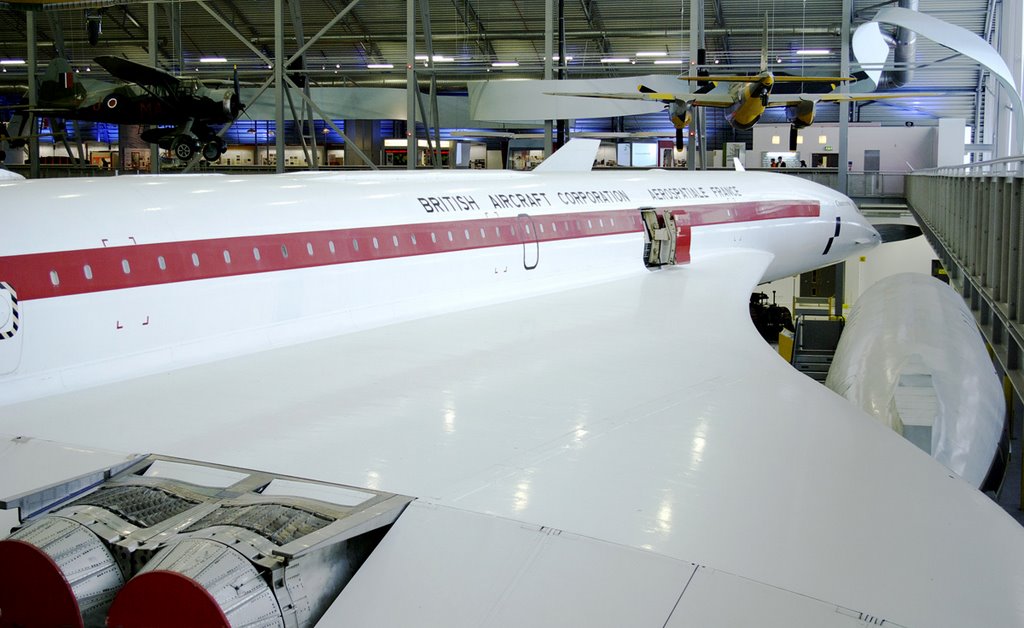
(907, 158, 1024, 524)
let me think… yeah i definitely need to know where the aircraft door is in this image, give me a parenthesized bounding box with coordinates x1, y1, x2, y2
(516, 213, 540, 270)
(0, 282, 22, 374)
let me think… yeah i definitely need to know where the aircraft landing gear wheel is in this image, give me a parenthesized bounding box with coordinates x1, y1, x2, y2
(174, 141, 197, 161)
(202, 142, 221, 161)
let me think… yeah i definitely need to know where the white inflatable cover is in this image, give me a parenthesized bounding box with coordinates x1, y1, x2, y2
(826, 273, 1003, 487)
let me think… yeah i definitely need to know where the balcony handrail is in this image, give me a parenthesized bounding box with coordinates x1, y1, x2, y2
(912, 155, 1024, 177)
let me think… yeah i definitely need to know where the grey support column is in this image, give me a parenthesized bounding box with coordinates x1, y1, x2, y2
(26, 10, 38, 180)
(148, 2, 160, 173)
(275, 0, 285, 174)
(838, 0, 851, 194)
(406, 0, 416, 169)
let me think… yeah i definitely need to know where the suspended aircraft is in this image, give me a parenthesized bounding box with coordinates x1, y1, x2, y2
(553, 22, 939, 150)
(5, 55, 243, 161)
(0, 141, 1021, 626)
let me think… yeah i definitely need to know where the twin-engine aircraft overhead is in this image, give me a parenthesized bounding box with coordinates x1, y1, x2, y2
(5, 55, 244, 161)
(552, 21, 939, 149)
(0, 140, 1021, 626)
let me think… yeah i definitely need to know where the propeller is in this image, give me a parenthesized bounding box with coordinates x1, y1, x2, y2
(874, 224, 923, 243)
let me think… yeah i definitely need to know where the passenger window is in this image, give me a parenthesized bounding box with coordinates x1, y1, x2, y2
(191, 253, 200, 267)
(495, 227, 501, 238)
(587, 219, 593, 229)
(158, 255, 167, 270)
(538, 224, 544, 234)
(83, 264, 93, 280)
(252, 248, 261, 261)
(447, 231, 454, 242)
(575, 220, 581, 229)
(551, 223, 557, 232)
(464, 229, 470, 240)
(306, 242, 314, 256)
(599, 219, 605, 227)
(524, 225, 531, 235)
(281, 245, 289, 259)
(353, 239, 360, 251)
(392, 235, 399, 247)
(329, 240, 336, 254)
(373, 237, 379, 249)
(49, 270, 59, 286)
(431, 232, 437, 243)
(411, 234, 418, 245)
(122, 259, 131, 274)
(610, 218, 615, 226)
(223, 250, 231, 264)
(480, 228, 486, 239)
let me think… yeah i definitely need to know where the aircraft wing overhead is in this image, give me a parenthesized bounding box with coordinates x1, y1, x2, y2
(2, 249, 1022, 625)
(93, 55, 181, 94)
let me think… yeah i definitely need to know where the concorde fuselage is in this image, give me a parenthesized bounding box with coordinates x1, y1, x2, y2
(0, 168, 879, 404)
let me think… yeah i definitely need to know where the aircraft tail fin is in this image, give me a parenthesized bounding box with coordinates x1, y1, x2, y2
(533, 138, 600, 173)
(760, 13, 769, 72)
(38, 58, 77, 104)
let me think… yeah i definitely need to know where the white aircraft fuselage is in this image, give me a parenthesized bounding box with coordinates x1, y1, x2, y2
(0, 168, 877, 406)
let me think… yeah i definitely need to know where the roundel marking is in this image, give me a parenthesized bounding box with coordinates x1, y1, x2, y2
(0, 282, 19, 340)
(106, 96, 119, 109)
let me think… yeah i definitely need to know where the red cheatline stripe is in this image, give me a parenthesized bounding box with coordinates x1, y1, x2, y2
(0, 201, 818, 301)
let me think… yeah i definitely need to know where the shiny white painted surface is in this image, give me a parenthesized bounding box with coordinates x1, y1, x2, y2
(826, 273, 1004, 488)
(0, 169, 869, 405)
(2, 163, 1020, 625)
(2, 252, 1023, 626)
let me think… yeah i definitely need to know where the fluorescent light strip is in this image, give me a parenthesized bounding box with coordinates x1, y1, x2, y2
(600, 58, 630, 63)
(653, 59, 683, 65)
(636, 51, 668, 57)
(367, 63, 394, 69)
(492, 61, 520, 67)
(551, 55, 574, 61)
(796, 49, 831, 56)
(199, 57, 227, 63)
(0, 59, 25, 65)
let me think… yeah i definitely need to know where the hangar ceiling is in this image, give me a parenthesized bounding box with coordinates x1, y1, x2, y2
(0, 0, 1000, 135)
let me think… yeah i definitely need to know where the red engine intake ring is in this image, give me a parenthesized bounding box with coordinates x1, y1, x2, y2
(0, 538, 83, 628)
(106, 570, 230, 628)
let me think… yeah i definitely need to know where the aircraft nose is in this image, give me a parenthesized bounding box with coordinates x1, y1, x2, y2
(852, 221, 882, 247)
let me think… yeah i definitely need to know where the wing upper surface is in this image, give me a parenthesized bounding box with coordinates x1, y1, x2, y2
(1, 250, 1022, 625)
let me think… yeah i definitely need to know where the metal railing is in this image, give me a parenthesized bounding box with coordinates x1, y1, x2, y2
(907, 158, 1024, 509)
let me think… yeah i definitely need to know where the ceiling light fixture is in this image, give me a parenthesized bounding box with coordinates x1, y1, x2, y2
(492, 61, 520, 67)
(636, 51, 668, 57)
(199, 57, 227, 63)
(367, 63, 394, 69)
(0, 59, 26, 65)
(653, 59, 683, 65)
(600, 58, 630, 63)
(796, 49, 831, 56)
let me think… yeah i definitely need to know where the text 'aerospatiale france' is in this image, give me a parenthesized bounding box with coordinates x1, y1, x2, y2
(647, 186, 742, 200)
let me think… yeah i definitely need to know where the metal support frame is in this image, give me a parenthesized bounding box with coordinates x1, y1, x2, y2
(148, 2, 160, 173)
(406, 0, 416, 170)
(907, 162, 1024, 510)
(544, 0, 553, 157)
(451, 0, 496, 59)
(286, 0, 317, 170)
(417, 0, 441, 168)
(275, 0, 285, 174)
(838, 0, 851, 195)
(687, 0, 702, 171)
(282, 75, 376, 169)
(26, 10, 38, 180)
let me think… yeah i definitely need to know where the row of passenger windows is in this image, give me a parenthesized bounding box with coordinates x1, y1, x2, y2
(46, 215, 630, 287)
